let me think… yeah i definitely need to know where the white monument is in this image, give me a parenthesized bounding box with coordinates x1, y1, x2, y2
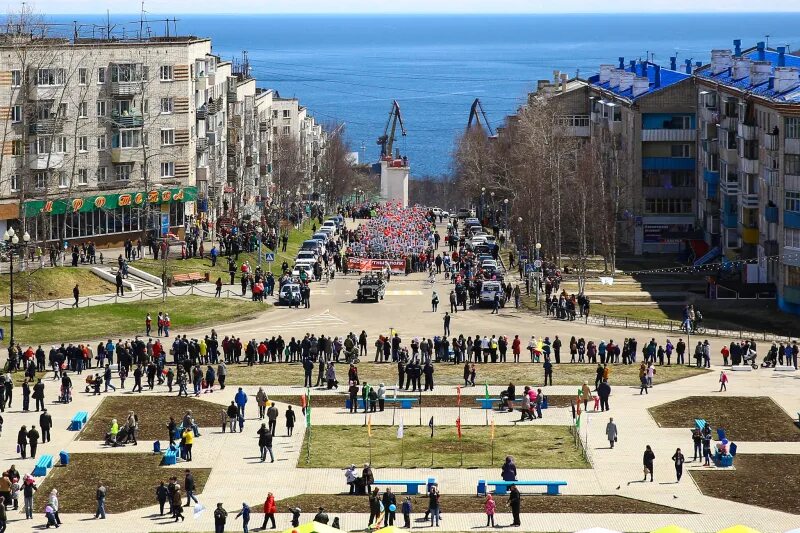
(379, 159, 409, 207)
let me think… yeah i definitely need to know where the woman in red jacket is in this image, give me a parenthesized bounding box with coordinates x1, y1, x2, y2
(511, 335, 521, 363)
(262, 492, 276, 529)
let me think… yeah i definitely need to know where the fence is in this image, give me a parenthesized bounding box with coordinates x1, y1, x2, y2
(0, 284, 252, 317)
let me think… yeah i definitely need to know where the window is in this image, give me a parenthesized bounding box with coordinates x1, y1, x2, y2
(35, 171, 47, 188)
(98, 67, 106, 83)
(159, 65, 173, 81)
(786, 228, 800, 249)
(786, 154, 800, 176)
(58, 173, 68, 188)
(671, 144, 691, 158)
(96, 100, 107, 117)
(113, 129, 142, 149)
(10, 174, 18, 191)
(644, 198, 693, 214)
(111, 64, 139, 83)
(11, 140, 23, 156)
(58, 103, 67, 117)
(10, 70, 21, 87)
(786, 191, 800, 213)
(788, 265, 800, 287)
(97, 135, 107, 151)
(282, 126, 291, 135)
(160, 129, 175, 146)
(142, 99, 149, 114)
(77, 169, 88, 185)
(78, 101, 88, 118)
(55, 136, 67, 153)
(642, 170, 695, 188)
(115, 164, 132, 180)
(272, 110, 278, 119)
(664, 115, 691, 129)
(78, 68, 88, 85)
(96, 167, 107, 182)
(160, 97, 173, 114)
(282, 110, 291, 118)
(786, 117, 800, 139)
(160, 162, 175, 178)
(78, 136, 88, 152)
(10, 105, 22, 123)
(36, 68, 65, 86)
(272, 126, 277, 135)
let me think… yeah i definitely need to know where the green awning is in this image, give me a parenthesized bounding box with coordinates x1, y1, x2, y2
(23, 186, 197, 218)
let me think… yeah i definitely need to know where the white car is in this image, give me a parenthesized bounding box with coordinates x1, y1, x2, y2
(479, 281, 506, 307)
(319, 226, 335, 237)
(296, 250, 318, 262)
(292, 262, 315, 279)
(432, 207, 442, 216)
(440, 211, 450, 218)
(481, 259, 498, 270)
(322, 220, 337, 232)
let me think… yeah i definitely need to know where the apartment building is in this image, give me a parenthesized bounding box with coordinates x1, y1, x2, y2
(272, 96, 326, 197)
(696, 40, 800, 314)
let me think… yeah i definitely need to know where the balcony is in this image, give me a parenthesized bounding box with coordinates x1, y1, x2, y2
(259, 121, 269, 133)
(28, 153, 64, 169)
(110, 110, 144, 129)
(110, 148, 143, 164)
(28, 118, 63, 135)
(787, 138, 800, 155)
(642, 157, 695, 170)
(785, 211, 800, 229)
(196, 137, 208, 153)
(722, 211, 738, 228)
(641, 128, 696, 142)
(207, 131, 217, 146)
(590, 111, 601, 123)
(740, 191, 759, 208)
(720, 115, 737, 130)
(721, 176, 739, 194)
(110, 82, 142, 97)
(196, 105, 207, 121)
(763, 167, 779, 187)
(741, 226, 759, 245)
(765, 205, 779, 224)
(737, 123, 757, 140)
(700, 106, 718, 123)
(740, 157, 759, 174)
(702, 138, 719, 155)
(763, 131, 779, 151)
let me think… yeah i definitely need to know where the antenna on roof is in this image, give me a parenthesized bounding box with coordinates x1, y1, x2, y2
(765, 34, 770, 48)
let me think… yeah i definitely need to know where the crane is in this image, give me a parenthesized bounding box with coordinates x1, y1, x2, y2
(467, 98, 495, 137)
(377, 100, 407, 159)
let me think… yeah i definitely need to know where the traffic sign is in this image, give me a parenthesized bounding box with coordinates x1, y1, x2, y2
(533, 259, 542, 268)
(160, 214, 170, 236)
(525, 263, 537, 273)
(264, 252, 276, 262)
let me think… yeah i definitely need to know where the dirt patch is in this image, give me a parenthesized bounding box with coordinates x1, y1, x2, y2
(79, 395, 225, 441)
(277, 494, 690, 514)
(36, 453, 210, 514)
(649, 396, 800, 442)
(692, 454, 800, 514)
(270, 394, 575, 409)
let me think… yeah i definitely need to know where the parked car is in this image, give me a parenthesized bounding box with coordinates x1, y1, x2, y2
(479, 281, 506, 307)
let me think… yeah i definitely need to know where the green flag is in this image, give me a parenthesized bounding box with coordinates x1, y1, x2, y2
(484, 382, 490, 401)
(575, 412, 581, 430)
(305, 388, 311, 427)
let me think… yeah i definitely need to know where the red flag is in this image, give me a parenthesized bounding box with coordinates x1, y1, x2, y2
(456, 417, 462, 439)
(456, 386, 462, 407)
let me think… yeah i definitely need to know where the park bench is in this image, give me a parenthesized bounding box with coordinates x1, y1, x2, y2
(345, 397, 419, 410)
(475, 397, 549, 410)
(69, 411, 89, 431)
(374, 477, 435, 495)
(774, 365, 795, 371)
(694, 419, 706, 431)
(162, 447, 179, 466)
(32, 455, 54, 477)
(483, 479, 567, 496)
(171, 272, 207, 285)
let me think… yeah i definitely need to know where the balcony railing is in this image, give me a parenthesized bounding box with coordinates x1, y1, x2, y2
(28, 153, 64, 169)
(110, 110, 144, 129)
(763, 131, 779, 151)
(737, 123, 757, 141)
(763, 167, 779, 187)
(786, 138, 800, 155)
(702, 138, 719, 155)
(765, 205, 779, 224)
(28, 118, 63, 135)
(641, 129, 696, 142)
(642, 157, 696, 170)
(196, 137, 208, 153)
(110, 82, 142, 97)
(110, 148, 143, 164)
(740, 157, 759, 175)
(196, 105, 208, 121)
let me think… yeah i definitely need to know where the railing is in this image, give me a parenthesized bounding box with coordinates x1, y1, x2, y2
(196, 137, 208, 153)
(110, 82, 142, 97)
(28, 118, 63, 135)
(641, 128, 696, 142)
(110, 111, 144, 128)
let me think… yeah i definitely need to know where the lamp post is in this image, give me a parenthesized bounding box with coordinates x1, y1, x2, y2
(3, 227, 30, 348)
(256, 226, 263, 271)
(503, 199, 509, 233)
(489, 191, 495, 226)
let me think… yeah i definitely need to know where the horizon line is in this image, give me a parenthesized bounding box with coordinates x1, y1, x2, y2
(44, 10, 800, 16)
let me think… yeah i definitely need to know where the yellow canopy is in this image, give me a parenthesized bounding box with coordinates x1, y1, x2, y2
(281, 521, 345, 533)
(652, 527, 694, 533)
(717, 526, 761, 533)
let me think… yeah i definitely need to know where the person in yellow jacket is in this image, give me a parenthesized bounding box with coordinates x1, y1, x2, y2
(109, 419, 119, 446)
(182, 427, 194, 462)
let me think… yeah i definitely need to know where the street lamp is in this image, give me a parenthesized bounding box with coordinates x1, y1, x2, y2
(3, 227, 30, 349)
(503, 198, 509, 231)
(256, 226, 263, 271)
(480, 187, 486, 222)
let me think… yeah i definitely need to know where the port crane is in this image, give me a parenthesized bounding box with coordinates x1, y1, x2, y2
(377, 100, 407, 159)
(466, 98, 495, 136)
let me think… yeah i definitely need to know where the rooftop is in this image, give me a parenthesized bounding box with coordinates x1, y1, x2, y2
(588, 60, 691, 101)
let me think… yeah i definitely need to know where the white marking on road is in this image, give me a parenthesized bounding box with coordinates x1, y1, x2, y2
(385, 290, 424, 296)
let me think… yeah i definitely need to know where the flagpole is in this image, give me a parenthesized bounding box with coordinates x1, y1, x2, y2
(369, 434, 372, 464)
(401, 434, 404, 466)
(392, 385, 397, 426)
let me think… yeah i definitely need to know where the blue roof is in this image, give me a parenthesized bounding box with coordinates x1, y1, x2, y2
(697, 47, 800, 103)
(588, 61, 691, 100)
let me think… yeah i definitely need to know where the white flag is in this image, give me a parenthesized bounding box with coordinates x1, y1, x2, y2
(397, 418, 404, 439)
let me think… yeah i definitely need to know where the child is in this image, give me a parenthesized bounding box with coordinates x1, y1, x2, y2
(401, 497, 411, 528)
(221, 409, 228, 433)
(719, 371, 728, 392)
(45, 504, 57, 528)
(484, 493, 495, 527)
(289, 506, 301, 527)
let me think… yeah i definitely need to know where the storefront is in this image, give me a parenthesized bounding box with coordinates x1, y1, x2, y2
(22, 186, 196, 245)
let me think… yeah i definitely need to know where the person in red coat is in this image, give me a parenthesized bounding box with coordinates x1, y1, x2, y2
(262, 492, 277, 529)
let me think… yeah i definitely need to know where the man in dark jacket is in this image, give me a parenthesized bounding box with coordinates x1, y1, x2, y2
(508, 484, 521, 526)
(27, 425, 40, 458)
(597, 380, 612, 411)
(32, 380, 45, 412)
(382, 488, 397, 525)
(213, 503, 228, 533)
(185, 470, 199, 507)
(39, 410, 52, 443)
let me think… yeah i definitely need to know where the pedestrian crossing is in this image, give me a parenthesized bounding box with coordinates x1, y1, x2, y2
(385, 290, 423, 296)
(275, 309, 347, 330)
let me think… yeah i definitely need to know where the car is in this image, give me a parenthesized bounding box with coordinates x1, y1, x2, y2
(296, 250, 318, 262)
(319, 226, 335, 237)
(301, 239, 324, 254)
(356, 275, 386, 302)
(312, 232, 329, 243)
(479, 281, 506, 307)
(322, 220, 337, 233)
(432, 207, 442, 216)
(440, 210, 450, 219)
(292, 262, 315, 279)
(278, 283, 302, 306)
(481, 259, 498, 270)
(457, 208, 472, 219)
(332, 214, 345, 228)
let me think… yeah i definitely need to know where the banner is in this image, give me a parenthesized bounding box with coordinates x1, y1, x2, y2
(23, 186, 198, 218)
(347, 257, 405, 273)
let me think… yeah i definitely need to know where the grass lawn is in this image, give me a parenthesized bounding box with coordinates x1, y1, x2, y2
(79, 395, 225, 441)
(692, 454, 800, 514)
(225, 361, 706, 387)
(0, 267, 115, 302)
(36, 453, 210, 514)
(134, 222, 315, 279)
(649, 396, 800, 442)
(269, 394, 575, 409)
(0, 295, 265, 346)
(298, 425, 587, 469)
(277, 493, 689, 514)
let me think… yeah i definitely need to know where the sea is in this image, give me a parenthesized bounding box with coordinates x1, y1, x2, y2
(51, 13, 800, 177)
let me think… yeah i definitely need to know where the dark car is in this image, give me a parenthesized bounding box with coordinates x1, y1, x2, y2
(356, 275, 386, 302)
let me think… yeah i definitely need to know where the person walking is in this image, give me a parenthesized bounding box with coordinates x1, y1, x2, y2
(27, 425, 39, 458)
(718, 371, 728, 392)
(266, 402, 279, 435)
(184, 470, 199, 507)
(484, 493, 496, 527)
(443, 312, 451, 336)
(49, 489, 61, 526)
(507, 484, 521, 527)
(235, 502, 251, 533)
(258, 423, 274, 462)
(40, 410, 52, 443)
(72, 284, 80, 308)
(17, 425, 28, 459)
(261, 492, 277, 529)
(672, 448, 685, 482)
(156, 482, 168, 516)
(431, 291, 439, 312)
(606, 417, 618, 449)
(214, 502, 228, 533)
(642, 445, 655, 482)
(95, 482, 107, 519)
(285, 405, 296, 436)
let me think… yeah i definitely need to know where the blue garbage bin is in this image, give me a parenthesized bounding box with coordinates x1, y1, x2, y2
(153, 440, 161, 453)
(59, 451, 69, 466)
(477, 479, 487, 495)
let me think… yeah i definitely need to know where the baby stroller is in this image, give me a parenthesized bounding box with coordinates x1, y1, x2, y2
(498, 390, 514, 412)
(105, 426, 129, 447)
(58, 384, 72, 404)
(760, 350, 777, 368)
(742, 349, 759, 369)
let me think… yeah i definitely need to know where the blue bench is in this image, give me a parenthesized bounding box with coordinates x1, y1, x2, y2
(70, 411, 89, 431)
(483, 480, 566, 495)
(694, 418, 706, 430)
(32, 455, 54, 477)
(162, 447, 179, 466)
(346, 397, 419, 410)
(374, 477, 435, 495)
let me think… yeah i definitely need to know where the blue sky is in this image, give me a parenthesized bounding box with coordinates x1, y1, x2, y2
(25, 0, 800, 14)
